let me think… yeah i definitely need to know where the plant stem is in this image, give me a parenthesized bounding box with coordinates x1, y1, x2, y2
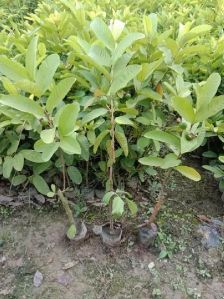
(138, 168, 172, 228)
(58, 189, 74, 225)
(60, 150, 66, 191)
(109, 97, 115, 231)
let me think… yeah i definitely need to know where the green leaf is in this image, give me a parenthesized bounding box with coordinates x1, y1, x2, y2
(219, 156, 224, 163)
(67, 166, 82, 185)
(115, 130, 128, 157)
(139, 153, 181, 169)
(15, 80, 40, 96)
(58, 103, 80, 136)
(175, 165, 201, 181)
(3, 156, 13, 179)
(34, 140, 59, 161)
(32, 174, 50, 195)
(90, 18, 115, 51)
(60, 134, 81, 155)
(21, 150, 45, 163)
(25, 36, 38, 81)
(36, 54, 60, 95)
(195, 95, 224, 122)
(11, 175, 27, 186)
(0, 76, 18, 95)
(40, 128, 55, 144)
(139, 156, 163, 167)
(115, 115, 134, 126)
(112, 32, 145, 64)
(82, 108, 107, 125)
(77, 135, 90, 161)
(102, 191, 115, 205)
(196, 73, 221, 111)
(0, 56, 28, 81)
(203, 165, 224, 178)
(0, 95, 45, 119)
(46, 77, 76, 113)
(109, 64, 142, 95)
(137, 59, 163, 81)
(13, 153, 24, 171)
(126, 198, 137, 216)
(144, 130, 180, 154)
(93, 130, 110, 153)
(202, 151, 217, 158)
(88, 44, 111, 67)
(66, 224, 77, 240)
(112, 196, 124, 217)
(172, 96, 195, 123)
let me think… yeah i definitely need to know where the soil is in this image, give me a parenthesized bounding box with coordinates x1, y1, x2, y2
(0, 167, 224, 299)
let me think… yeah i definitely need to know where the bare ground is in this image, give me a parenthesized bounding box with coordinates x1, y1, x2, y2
(0, 168, 224, 299)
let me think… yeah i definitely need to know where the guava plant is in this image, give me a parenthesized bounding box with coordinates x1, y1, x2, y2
(0, 36, 88, 238)
(139, 72, 224, 224)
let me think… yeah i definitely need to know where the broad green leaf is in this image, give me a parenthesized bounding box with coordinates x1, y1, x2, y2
(180, 129, 205, 154)
(175, 165, 201, 181)
(58, 103, 80, 136)
(0, 95, 45, 119)
(144, 130, 180, 153)
(66, 224, 77, 240)
(203, 165, 224, 178)
(195, 73, 221, 110)
(139, 153, 181, 169)
(3, 156, 13, 179)
(13, 153, 24, 171)
(34, 140, 59, 161)
(109, 64, 142, 95)
(67, 166, 82, 185)
(88, 44, 111, 66)
(15, 80, 40, 96)
(161, 153, 181, 169)
(60, 134, 81, 155)
(93, 130, 110, 153)
(139, 88, 162, 102)
(11, 175, 27, 186)
(112, 32, 145, 64)
(195, 95, 224, 122)
(139, 156, 163, 167)
(77, 135, 90, 161)
(137, 59, 163, 81)
(109, 19, 125, 40)
(0, 76, 18, 95)
(115, 115, 134, 126)
(115, 130, 128, 157)
(32, 174, 50, 195)
(46, 77, 76, 113)
(102, 191, 115, 205)
(36, 54, 60, 95)
(0, 56, 28, 81)
(126, 198, 137, 216)
(25, 36, 38, 80)
(172, 96, 195, 123)
(112, 196, 124, 217)
(40, 128, 55, 144)
(90, 18, 115, 51)
(202, 151, 217, 158)
(87, 130, 96, 145)
(82, 108, 107, 125)
(219, 156, 224, 163)
(21, 150, 44, 163)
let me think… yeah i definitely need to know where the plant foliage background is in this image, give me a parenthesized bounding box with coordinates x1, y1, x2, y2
(0, 0, 224, 220)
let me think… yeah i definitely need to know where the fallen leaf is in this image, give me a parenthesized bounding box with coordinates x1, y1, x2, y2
(62, 261, 78, 270)
(197, 215, 211, 223)
(33, 270, 43, 287)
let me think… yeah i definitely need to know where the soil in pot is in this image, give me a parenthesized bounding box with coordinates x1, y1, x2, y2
(101, 222, 122, 247)
(138, 223, 158, 248)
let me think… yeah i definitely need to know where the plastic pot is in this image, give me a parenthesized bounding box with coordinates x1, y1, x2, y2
(101, 222, 122, 247)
